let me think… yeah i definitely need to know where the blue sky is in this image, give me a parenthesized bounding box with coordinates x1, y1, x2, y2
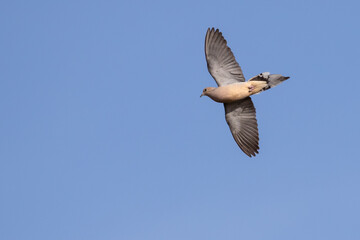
(1, 0, 360, 239)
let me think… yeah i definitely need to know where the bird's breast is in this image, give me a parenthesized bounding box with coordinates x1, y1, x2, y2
(208, 82, 267, 103)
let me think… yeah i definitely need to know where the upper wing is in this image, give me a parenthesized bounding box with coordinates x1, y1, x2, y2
(205, 28, 245, 86)
(224, 97, 259, 157)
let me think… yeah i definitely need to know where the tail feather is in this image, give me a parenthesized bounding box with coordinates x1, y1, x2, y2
(249, 72, 290, 91)
(267, 74, 290, 88)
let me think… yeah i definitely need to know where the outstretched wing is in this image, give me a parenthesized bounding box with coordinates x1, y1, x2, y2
(224, 97, 259, 157)
(205, 28, 245, 86)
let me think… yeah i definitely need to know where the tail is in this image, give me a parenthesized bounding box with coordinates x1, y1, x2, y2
(249, 72, 290, 91)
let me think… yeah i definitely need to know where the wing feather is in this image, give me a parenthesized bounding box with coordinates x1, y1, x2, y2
(224, 97, 259, 157)
(205, 28, 245, 86)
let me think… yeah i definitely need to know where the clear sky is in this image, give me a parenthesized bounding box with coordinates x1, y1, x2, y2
(1, 0, 360, 239)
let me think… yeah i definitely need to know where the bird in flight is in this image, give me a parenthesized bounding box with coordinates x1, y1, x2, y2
(201, 28, 290, 157)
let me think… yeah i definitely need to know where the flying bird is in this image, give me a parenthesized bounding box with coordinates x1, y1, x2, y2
(201, 28, 290, 157)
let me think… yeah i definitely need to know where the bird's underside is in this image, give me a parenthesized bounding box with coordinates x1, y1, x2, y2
(203, 81, 268, 103)
(202, 27, 289, 157)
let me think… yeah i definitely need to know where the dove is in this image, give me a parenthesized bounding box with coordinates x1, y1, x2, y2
(201, 28, 289, 157)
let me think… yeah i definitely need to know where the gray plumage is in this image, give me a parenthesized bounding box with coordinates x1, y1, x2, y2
(205, 28, 245, 86)
(249, 72, 290, 91)
(225, 97, 259, 157)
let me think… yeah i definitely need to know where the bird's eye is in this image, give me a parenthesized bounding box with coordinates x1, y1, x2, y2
(204, 89, 207, 92)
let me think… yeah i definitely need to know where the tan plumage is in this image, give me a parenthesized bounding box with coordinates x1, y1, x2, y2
(201, 28, 290, 157)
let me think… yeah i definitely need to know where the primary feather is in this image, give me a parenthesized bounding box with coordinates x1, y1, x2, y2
(205, 28, 245, 86)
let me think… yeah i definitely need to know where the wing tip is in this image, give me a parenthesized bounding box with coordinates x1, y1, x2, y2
(234, 133, 259, 158)
(207, 27, 220, 34)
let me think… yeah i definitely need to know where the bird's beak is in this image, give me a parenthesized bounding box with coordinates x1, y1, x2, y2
(200, 93, 205, 97)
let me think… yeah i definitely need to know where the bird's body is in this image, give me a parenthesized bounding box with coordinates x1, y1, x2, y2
(201, 28, 290, 157)
(204, 81, 268, 103)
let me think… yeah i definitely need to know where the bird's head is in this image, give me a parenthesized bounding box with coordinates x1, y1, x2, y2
(200, 87, 216, 97)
